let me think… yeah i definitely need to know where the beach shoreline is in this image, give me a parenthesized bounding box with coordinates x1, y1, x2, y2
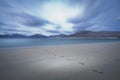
(0, 42, 120, 80)
(0, 41, 120, 49)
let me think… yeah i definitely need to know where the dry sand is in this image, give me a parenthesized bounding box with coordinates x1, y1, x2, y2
(0, 42, 120, 80)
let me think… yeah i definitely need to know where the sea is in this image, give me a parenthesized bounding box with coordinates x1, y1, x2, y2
(0, 38, 120, 48)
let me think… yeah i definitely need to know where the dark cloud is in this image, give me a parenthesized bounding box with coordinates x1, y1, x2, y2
(68, 0, 120, 32)
(13, 12, 50, 27)
(46, 30, 60, 33)
(0, 22, 5, 26)
(0, 0, 120, 36)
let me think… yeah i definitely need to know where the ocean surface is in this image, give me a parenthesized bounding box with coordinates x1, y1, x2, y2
(0, 38, 120, 48)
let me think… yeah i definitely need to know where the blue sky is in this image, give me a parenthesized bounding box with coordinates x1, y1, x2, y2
(0, 0, 120, 36)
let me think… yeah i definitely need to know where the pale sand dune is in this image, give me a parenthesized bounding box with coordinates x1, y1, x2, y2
(0, 42, 120, 80)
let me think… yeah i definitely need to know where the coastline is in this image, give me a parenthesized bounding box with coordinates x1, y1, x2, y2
(0, 40, 120, 49)
(0, 42, 120, 80)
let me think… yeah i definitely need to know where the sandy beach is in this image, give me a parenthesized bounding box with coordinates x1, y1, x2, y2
(0, 42, 120, 80)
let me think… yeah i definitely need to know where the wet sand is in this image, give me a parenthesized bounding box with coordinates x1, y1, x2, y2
(0, 42, 120, 80)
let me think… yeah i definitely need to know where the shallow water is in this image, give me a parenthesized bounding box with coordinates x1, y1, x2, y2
(0, 38, 120, 48)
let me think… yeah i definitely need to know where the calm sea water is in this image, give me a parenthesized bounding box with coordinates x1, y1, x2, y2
(0, 38, 120, 48)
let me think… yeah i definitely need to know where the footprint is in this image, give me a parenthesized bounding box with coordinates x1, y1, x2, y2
(92, 70, 103, 74)
(79, 62, 85, 65)
(67, 59, 71, 61)
(92, 69, 98, 72)
(47, 51, 50, 53)
(52, 53, 56, 56)
(61, 56, 64, 58)
(98, 71, 103, 74)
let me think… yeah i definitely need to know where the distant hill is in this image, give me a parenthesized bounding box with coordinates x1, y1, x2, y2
(0, 34, 48, 38)
(50, 34, 67, 37)
(29, 34, 48, 38)
(0, 34, 27, 38)
(66, 31, 120, 38)
(0, 31, 120, 38)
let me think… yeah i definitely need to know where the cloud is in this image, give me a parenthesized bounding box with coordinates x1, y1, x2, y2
(46, 30, 60, 33)
(0, 0, 120, 36)
(116, 17, 120, 21)
(0, 22, 5, 26)
(14, 12, 51, 27)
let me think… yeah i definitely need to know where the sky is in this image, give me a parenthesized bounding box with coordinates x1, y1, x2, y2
(0, 0, 120, 36)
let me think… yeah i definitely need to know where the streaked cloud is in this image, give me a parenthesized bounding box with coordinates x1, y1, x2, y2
(0, 0, 120, 36)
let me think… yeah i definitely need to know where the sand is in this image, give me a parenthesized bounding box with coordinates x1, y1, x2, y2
(0, 42, 120, 80)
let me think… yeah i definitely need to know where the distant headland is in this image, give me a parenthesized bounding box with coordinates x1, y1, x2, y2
(0, 31, 120, 38)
